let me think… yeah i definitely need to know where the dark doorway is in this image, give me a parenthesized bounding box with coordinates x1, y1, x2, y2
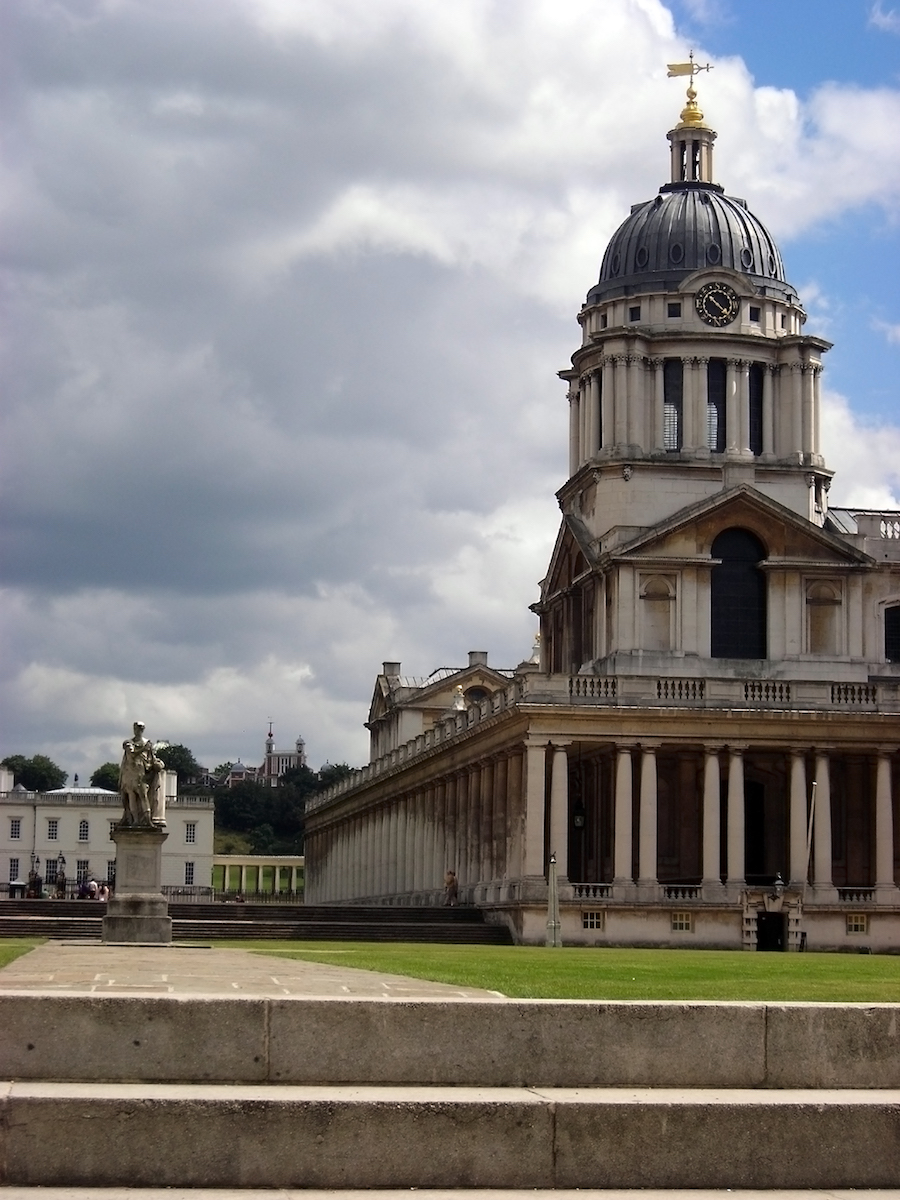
(756, 911, 786, 951)
(744, 779, 767, 882)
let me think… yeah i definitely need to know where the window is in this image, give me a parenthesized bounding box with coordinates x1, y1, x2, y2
(667, 302, 681, 318)
(76, 859, 89, 883)
(44, 863, 56, 884)
(184, 862, 195, 886)
(807, 581, 841, 655)
(710, 528, 767, 659)
(582, 910, 605, 930)
(47, 818, 58, 841)
(600, 312, 608, 329)
(671, 911, 693, 932)
(185, 822, 197, 845)
(108, 821, 116, 841)
(706, 358, 726, 452)
(663, 359, 683, 451)
(628, 305, 641, 322)
(749, 306, 760, 323)
(846, 914, 868, 935)
(886, 607, 900, 663)
(749, 363, 764, 455)
(78, 819, 89, 842)
(107, 861, 117, 886)
(9, 858, 20, 882)
(780, 314, 787, 329)
(10, 818, 21, 840)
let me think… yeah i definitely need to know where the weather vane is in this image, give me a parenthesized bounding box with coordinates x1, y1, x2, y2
(667, 50, 713, 126)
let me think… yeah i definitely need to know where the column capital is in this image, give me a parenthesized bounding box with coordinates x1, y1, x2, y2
(639, 740, 662, 752)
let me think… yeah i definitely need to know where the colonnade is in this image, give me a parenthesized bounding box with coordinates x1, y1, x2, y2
(306, 738, 898, 906)
(568, 355, 822, 474)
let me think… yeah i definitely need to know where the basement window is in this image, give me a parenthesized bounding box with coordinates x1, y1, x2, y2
(846, 914, 868, 935)
(582, 910, 605, 930)
(671, 911, 694, 932)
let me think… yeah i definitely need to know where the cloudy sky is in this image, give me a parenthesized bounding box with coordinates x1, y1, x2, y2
(3, 0, 899, 781)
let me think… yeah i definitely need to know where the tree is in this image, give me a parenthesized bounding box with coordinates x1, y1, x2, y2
(317, 762, 353, 789)
(155, 743, 202, 782)
(2, 754, 67, 792)
(90, 762, 120, 791)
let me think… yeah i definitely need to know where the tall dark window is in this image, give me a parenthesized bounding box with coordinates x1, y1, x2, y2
(663, 359, 683, 451)
(886, 606, 900, 663)
(707, 358, 726, 452)
(749, 363, 764, 455)
(711, 528, 767, 658)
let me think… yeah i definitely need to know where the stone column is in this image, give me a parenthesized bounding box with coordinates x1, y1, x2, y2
(601, 356, 615, 449)
(682, 357, 696, 451)
(875, 751, 899, 901)
(569, 388, 579, 475)
(480, 760, 495, 891)
(812, 365, 823, 457)
(589, 371, 601, 457)
(637, 744, 658, 891)
(726, 748, 745, 891)
(788, 751, 808, 886)
(456, 771, 469, 887)
(493, 755, 509, 887)
(651, 357, 665, 450)
(802, 364, 815, 459)
(614, 355, 628, 447)
(549, 744, 570, 882)
(506, 749, 524, 888)
(523, 742, 547, 880)
(762, 365, 775, 457)
(726, 358, 739, 452)
(627, 354, 643, 448)
(444, 776, 458, 877)
(813, 752, 836, 898)
(468, 764, 482, 895)
(790, 361, 803, 460)
(613, 745, 634, 891)
(738, 359, 751, 454)
(702, 747, 722, 893)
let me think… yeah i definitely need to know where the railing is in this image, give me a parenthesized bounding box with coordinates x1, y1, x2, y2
(663, 884, 702, 901)
(831, 683, 876, 706)
(657, 677, 704, 702)
(569, 677, 617, 701)
(744, 681, 791, 704)
(571, 883, 611, 901)
(837, 887, 874, 903)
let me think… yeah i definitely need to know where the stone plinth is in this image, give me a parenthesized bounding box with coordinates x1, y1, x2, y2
(102, 826, 172, 944)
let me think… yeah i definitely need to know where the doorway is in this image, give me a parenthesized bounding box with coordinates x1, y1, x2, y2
(756, 911, 786, 951)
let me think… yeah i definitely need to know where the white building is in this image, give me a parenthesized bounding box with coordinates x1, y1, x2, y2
(0, 766, 214, 895)
(305, 79, 900, 949)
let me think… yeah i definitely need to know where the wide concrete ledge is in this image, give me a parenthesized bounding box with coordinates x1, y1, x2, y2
(3, 1192, 900, 1200)
(2, 995, 900, 1087)
(2, 1083, 899, 1189)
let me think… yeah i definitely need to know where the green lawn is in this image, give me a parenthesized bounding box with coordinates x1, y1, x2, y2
(212, 940, 900, 1002)
(0, 940, 44, 970)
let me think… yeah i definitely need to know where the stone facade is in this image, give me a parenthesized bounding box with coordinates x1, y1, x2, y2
(305, 86, 900, 948)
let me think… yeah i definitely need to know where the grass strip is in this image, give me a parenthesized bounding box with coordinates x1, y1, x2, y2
(209, 940, 900, 1002)
(0, 939, 45, 970)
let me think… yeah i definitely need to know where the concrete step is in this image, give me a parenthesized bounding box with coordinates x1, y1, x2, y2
(4, 995, 900, 1089)
(2, 1082, 899, 1189)
(3, 1193, 898, 1200)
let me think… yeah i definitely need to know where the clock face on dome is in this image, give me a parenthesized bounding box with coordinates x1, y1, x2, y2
(695, 282, 740, 327)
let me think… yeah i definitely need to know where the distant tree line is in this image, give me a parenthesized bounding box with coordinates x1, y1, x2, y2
(3, 746, 353, 856)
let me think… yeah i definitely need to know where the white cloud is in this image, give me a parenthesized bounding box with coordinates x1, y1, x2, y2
(821, 389, 900, 510)
(870, 2, 900, 34)
(873, 317, 900, 345)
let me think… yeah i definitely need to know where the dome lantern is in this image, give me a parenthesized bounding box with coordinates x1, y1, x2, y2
(666, 55, 716, 184)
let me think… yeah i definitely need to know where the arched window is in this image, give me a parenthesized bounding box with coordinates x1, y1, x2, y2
(640, 575, 675, 651)
(886, 606, 900, 663)
(710, 528, 767, 658)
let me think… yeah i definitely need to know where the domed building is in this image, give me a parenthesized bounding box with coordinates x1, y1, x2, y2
(305, 75, 900, 949)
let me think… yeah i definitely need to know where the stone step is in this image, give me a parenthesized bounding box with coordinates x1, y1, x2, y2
(2, 1082, 899, 1189)
(3, 1192, 897, 1200)
(4, 995, 899, 1089)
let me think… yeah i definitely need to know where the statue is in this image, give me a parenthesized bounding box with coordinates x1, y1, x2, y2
(118, 721, 168, 828)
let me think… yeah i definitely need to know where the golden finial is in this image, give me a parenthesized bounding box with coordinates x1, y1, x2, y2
(667, 49, 713, 127)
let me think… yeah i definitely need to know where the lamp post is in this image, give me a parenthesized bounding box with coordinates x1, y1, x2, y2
(546, 852, 562, 948)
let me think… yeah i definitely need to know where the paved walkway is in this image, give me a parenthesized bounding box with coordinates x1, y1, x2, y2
(0, 940, 502, 998)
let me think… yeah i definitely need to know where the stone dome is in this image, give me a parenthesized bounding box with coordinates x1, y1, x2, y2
(586, 181, 789, 307)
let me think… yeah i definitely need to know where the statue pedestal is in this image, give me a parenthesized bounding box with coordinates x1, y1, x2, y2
(102, 827, 172, 944)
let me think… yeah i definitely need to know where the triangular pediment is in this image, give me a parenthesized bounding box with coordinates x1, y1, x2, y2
(612, 485, 873, 567)
(540, 515, 596, 602)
